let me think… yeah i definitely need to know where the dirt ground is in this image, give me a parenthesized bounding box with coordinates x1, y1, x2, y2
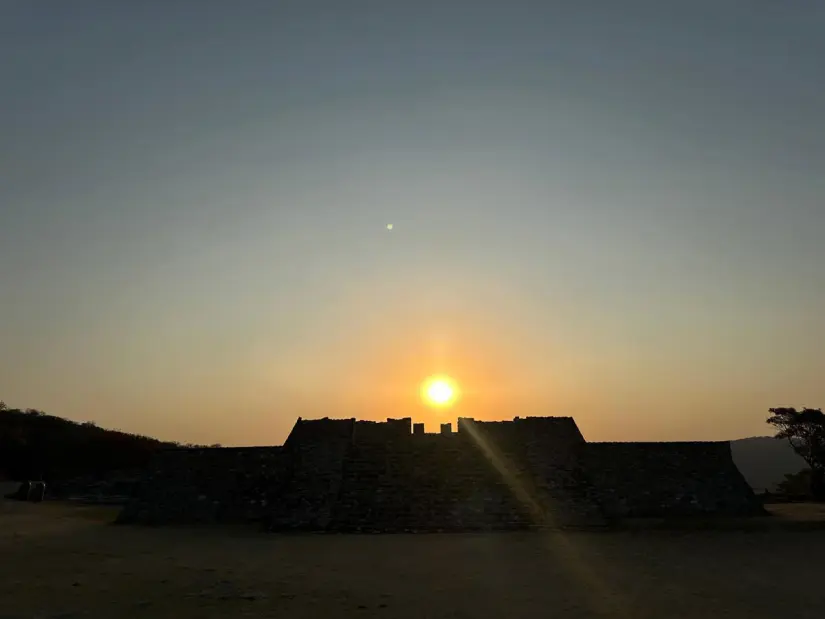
(1, 500, 824, 619)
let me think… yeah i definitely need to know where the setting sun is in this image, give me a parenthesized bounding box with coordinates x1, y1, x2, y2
(421, 375, 459, 408)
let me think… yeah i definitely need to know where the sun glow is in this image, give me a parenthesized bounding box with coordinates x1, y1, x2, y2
(421, 375, 459, 408)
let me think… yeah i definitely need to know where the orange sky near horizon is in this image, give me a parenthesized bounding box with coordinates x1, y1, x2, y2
(5, 275, 817, 448)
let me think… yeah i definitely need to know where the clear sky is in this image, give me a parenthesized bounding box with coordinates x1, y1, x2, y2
(2, 1, 823, 446)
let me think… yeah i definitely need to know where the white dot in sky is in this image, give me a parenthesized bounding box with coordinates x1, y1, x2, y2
(386, 224, 393, 230)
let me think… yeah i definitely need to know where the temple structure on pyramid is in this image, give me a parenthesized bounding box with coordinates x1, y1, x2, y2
(119, 416, 764, 530)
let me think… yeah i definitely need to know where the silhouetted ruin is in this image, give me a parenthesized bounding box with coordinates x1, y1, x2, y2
(118, 416, 765, 529)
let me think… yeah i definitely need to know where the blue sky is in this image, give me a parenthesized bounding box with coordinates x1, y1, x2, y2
(1, 1, 823, 445)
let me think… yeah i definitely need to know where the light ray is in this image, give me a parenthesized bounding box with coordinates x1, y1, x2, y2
(460, 419, 631, 618)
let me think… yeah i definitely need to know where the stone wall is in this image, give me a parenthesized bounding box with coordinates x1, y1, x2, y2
(584, 442, 764, 517)
(268, 417, 355, 530)
(331, 432, 532, 532)
(329, 418, 606, 531)
(117, 446, 286, 525)
(450, 418, 606, 528)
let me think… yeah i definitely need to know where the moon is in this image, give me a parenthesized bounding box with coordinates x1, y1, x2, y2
(386, 224, 393, 230)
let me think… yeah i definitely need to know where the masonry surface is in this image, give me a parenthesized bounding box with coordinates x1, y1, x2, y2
(118, 416, 765, 529)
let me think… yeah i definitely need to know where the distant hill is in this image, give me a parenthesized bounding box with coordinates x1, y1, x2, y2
(730, 436, 807, 492)
(0, 405, 185, 483)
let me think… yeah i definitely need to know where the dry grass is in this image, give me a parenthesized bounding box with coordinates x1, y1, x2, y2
(1, 500, 825, 619)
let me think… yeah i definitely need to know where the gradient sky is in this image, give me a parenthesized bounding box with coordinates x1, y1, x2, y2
(2, 1, 823, 446)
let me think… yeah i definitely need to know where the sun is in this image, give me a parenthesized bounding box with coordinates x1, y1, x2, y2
(421, 375, 459, 408)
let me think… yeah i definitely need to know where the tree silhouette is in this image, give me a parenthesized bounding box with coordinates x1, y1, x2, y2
(767, 407, 825, 501)
(776, 469, 812, 498)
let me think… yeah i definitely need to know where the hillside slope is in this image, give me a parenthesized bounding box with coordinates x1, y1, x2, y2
(0, 406, 180, 483)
